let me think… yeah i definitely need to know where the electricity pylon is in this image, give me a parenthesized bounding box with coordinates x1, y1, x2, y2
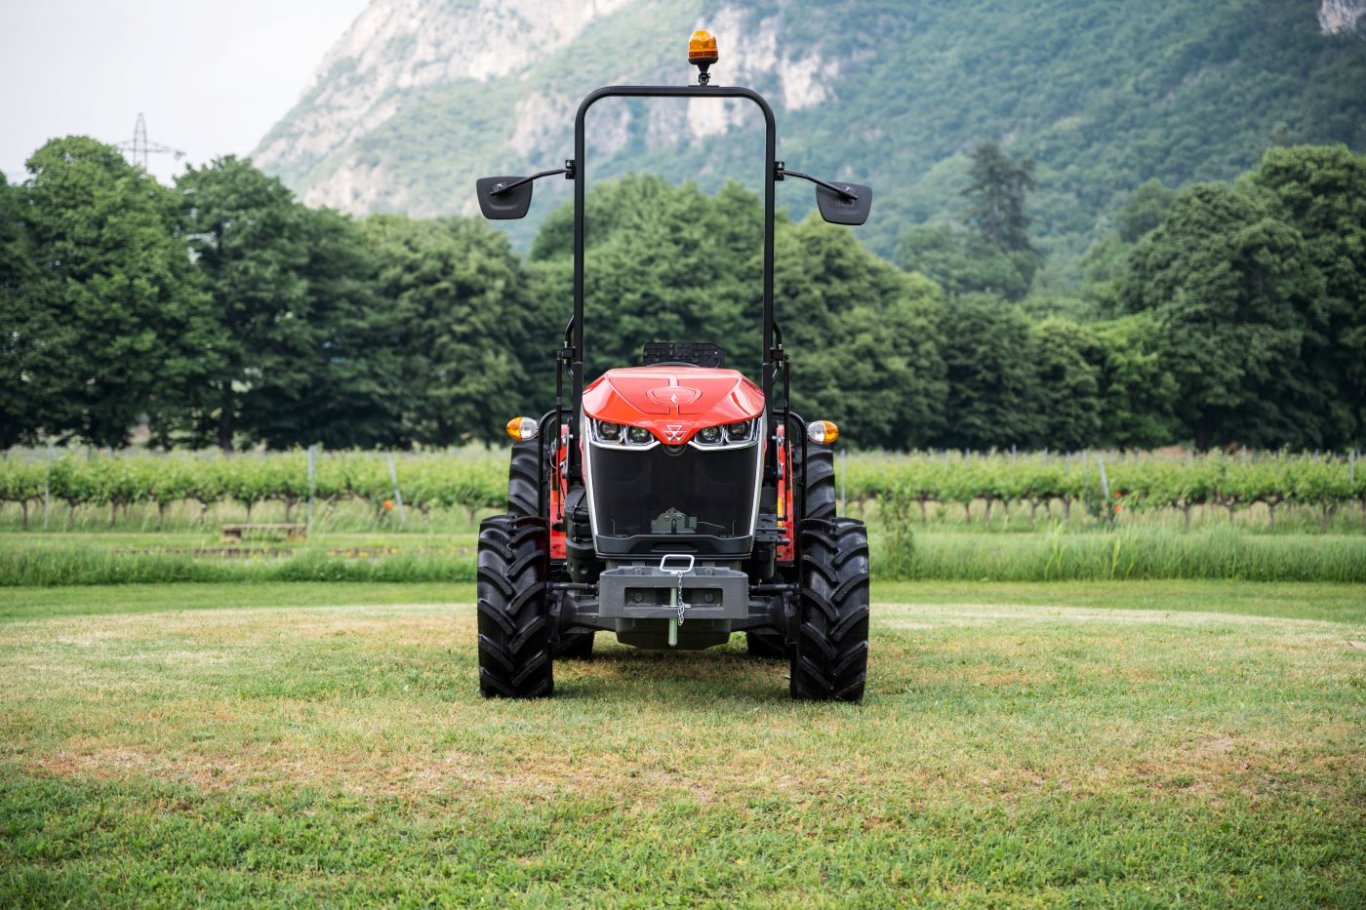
(116, 113, 185, 171)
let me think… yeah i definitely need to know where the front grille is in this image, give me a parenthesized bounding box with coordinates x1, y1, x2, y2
(587, 443, 760, 539)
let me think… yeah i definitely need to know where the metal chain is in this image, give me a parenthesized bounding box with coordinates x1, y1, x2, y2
(675, 573, 690, 625)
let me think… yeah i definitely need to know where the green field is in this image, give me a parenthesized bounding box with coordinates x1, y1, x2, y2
(2, 581, 1363, 907)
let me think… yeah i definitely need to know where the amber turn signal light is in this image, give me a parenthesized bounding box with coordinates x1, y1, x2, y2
(506, 416, 539, 441)
(806, 420, 840, 445)
(688, 29, 718, 65)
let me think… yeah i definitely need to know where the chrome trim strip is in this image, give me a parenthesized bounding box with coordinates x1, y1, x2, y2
(746, 413, 766, 538)
(590, 437, 663, 451)
(581, 413, 601, 538)
(586, 418, 761, 451)
(582, 413, 767, 542)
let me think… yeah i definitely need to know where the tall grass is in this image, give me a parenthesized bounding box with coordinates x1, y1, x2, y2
(5, 528, 1363, 586)
(890, 527, 1366, 583)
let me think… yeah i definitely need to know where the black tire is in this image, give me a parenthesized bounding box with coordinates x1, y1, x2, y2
(554, 632, 594, 660)
(508, 439, 542, 518)
(790, 518, 870, 702)
(507, 439, 594, 658)
(477, 515, 554, 698)
(794, 440, 836, 520)
(745, 630, 787, 659)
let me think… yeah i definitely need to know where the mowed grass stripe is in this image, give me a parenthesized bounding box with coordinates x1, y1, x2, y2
(1, 589, 1363, 907)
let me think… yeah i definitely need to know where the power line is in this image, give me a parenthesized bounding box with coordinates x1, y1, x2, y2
(115, 112, 185, 171)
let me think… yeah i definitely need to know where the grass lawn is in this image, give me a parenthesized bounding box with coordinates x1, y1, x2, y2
(1, 581, 1363, 907)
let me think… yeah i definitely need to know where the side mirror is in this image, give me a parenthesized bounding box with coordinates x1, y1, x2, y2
(476, 176, 534, 220)
(816, 182, 872, 226)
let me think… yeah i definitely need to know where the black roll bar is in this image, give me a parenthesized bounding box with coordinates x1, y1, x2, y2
(568, 84, 778, 483)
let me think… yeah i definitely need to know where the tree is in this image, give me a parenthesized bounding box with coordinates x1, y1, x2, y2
(1117, 178, 1176, 243)
(531, 176, 762, 378)
(934, 293, 1040, 449)
(363, 214, 531, 446)
(1122, 182, 1324, 449)
(521, 255, 574, 404)
(1028, 317, 1102, 451)
(1076, 233, 1131, 317)
(0, 170, 58, 448)
(262, 207, 404, 449)
(963, 140, 1042, 295)
(776, 216, 947, 449)
(897, 142, 1041, 302)
(898, 224, 1033, 302)
(963, 141, 1037, 249)
(532, 179, 947, 448)
(1251, 145, 1366, 448)
(1091, 314, 1180, 449)
(19, 137, 217, 448)
(178, 156, 314, 451)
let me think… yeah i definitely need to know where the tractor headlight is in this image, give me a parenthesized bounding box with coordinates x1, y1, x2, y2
(597, 421, 621, 441)
(726, 420, 751, 441)
(691, 421, 754, 446)
(628, 426, 652, 444)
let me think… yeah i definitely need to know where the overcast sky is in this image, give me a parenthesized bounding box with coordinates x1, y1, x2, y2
(0, 0, 370, 185)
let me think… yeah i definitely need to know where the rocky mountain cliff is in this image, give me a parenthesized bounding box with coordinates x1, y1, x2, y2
(1319, 0, 1366, 33)
(255, 0, 635, 212)
(255, 0, 1366, 261)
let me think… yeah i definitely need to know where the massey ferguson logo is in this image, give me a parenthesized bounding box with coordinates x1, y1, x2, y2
(663, 425, 686, 443)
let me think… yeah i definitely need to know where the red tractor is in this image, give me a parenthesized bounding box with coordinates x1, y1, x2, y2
(474, 31, 873, 701)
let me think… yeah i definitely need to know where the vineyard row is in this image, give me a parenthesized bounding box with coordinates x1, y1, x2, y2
(1, 449, 1363, 531)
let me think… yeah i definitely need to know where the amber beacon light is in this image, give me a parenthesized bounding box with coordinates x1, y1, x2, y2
(688, 29, 719, 83)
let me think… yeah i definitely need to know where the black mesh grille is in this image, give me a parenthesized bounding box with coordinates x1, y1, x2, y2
(589, 444, 759, 539)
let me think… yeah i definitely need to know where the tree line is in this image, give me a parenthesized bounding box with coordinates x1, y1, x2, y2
(1, 138, 544, 451)
(1, 136, 1363, 452)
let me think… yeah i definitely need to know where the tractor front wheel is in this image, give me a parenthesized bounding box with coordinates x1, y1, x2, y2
(794, 440, 836, 521)
(477, 515, 554, 698)
(507, 439, 594, 660)
(507, 439, 541, 518)
(790, 518, 870, 702)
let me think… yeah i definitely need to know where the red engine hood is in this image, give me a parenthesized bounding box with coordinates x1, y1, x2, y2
(582, 366, 764, 444)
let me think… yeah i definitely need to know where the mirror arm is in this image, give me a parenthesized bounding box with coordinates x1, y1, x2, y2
(488, 161, 575, 196)
(774, 162, 859, 202)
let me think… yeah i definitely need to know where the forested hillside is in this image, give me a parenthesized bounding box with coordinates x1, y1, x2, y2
(255, 0, 1366, 271)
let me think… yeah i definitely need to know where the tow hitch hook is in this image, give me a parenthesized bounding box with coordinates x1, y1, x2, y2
(659, 554, 695, 647)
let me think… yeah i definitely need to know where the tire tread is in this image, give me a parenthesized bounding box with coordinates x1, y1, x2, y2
(790, 517, 870, 702)
(477, 514, 554, 698)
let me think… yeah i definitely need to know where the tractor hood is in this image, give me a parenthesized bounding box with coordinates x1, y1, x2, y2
(582, 366, 764, 445)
